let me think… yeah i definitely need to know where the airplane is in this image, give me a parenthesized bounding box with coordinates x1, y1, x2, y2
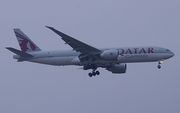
(6, 26, 175, 77)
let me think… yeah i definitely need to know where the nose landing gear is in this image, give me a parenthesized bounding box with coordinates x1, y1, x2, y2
(157, 65, 161, 69)
(157, 60, 164, 69)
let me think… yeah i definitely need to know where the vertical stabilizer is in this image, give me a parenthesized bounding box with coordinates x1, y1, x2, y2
(14, 28, 41, 53)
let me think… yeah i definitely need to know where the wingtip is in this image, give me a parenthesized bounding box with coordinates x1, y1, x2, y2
(13, 28, 20, 30)
(5, 47, 11, 50)
(45, 26, 54, 29)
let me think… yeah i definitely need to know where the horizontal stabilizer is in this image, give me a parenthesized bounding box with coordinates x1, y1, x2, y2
(6, 47, 33, 57)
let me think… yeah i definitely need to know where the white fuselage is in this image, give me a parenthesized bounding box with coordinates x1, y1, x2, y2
(13, 46, 174, 66)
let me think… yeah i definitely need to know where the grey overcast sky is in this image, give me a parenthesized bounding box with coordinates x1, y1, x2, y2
(0, 0, 180, 113)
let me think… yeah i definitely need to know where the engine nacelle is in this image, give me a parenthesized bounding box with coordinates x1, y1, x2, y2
(107, 63, 127, 74)
(100, 50, 119, 61)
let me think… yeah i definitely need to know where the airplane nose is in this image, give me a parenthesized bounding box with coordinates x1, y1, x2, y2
(167, 51, 175, 58)
(165, 51, 174, 59)
(171, 51, 175, 57)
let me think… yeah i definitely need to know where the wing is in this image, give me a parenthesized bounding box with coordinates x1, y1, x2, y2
(46, 26, 102, 54)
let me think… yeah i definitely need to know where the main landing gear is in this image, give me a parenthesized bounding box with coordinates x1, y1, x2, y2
(88, 70, 100, 77)
(157, 60, 164, 69)
(83, 64, 100, 77)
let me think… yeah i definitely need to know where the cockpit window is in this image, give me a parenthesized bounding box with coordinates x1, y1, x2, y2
(166, 49, 170, 51)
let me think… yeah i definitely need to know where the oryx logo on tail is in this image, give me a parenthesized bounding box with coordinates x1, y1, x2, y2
(14, 28, 41, 53)
(15, 32, 36, 52)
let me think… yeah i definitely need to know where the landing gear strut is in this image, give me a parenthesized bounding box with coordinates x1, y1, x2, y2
(157, 60, 164, 69)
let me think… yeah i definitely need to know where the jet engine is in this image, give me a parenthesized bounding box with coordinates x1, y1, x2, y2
(100, 50, 119, 61)
(107, 63, 127, 74)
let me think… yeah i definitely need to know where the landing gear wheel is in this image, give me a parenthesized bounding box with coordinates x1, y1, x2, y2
(157, 65, 161, 69)
(92, 71, 96, 76)
(96, 71, 100, 75)
(88, 73, 92, 77)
